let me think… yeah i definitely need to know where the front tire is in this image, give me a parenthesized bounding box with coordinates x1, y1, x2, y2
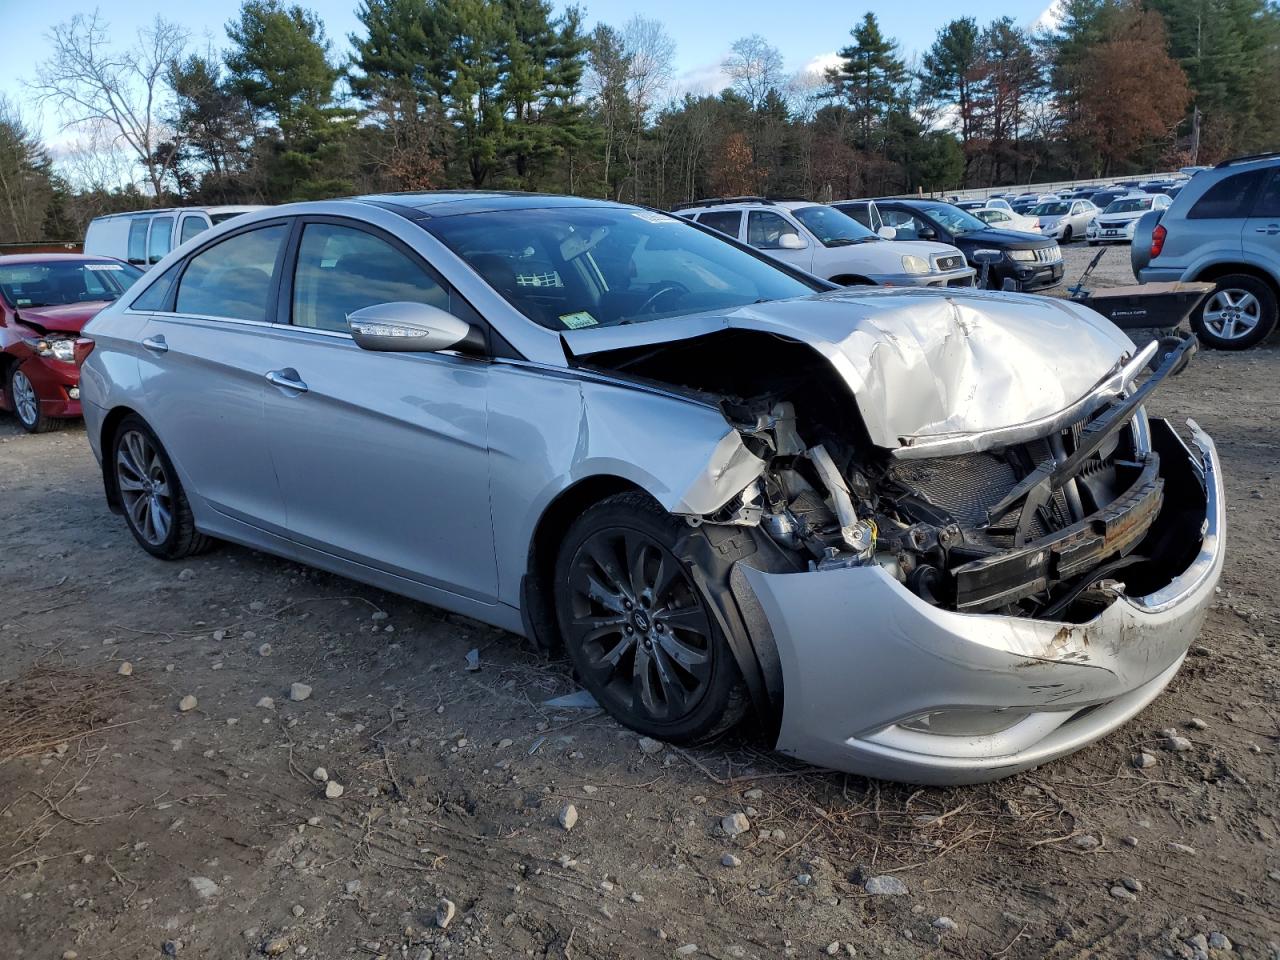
(8, 365, 60, 434)
(1191, 274, 1278, 350)
(553, 492, 747, 745)
(112, 415, 211, 559)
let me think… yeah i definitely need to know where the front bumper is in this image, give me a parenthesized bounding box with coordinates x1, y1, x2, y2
(10, 356, 82, 420)
(1007, 258, 1064, 291)
(1091, 221, 1138, 243)
(742, 418, 1223, 785)
(869, 267, 976, 288)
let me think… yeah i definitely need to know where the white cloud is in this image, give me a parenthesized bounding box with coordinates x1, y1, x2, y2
(801, 51, 842, 77)
(676, 58, 732, 96)
(1031, 0, 1066, 34)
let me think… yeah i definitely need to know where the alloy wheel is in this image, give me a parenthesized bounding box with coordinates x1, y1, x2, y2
(11, 370, 38, 427)
(564, 527, 714, 724)
(1202, 288, 1261, 341)
(116, 429, 173, 546)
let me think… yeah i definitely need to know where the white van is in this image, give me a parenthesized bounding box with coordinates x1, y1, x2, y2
(83, 206, 266, 269)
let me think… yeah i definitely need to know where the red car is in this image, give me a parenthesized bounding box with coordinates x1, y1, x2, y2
(0, 254, 143, 432)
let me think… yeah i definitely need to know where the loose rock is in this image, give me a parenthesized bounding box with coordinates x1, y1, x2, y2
(312, 767, 328, 783)
(720, 813, 750, 837)
(465, 648, 481, 671)
(435, 898, 456, 929)
(1121, 877, 1143, 892)
(324, 781, 345, 799)
(637, 736, 664, 755)
(261, 938, 289, 956)
(675, 946, 698, 957)
(721, 853, 742, 868)
(1188, 717, 1208, 730)
(178, 695, 198, 712)
(1072, 834, 1101, 850)
(256, 697, 274, 709)
(1133, 752, 1157, 769)
(117, 662, 133, 676)
(932, 917, 959, 932)
(558, 803, 578, 831)
(864, 875, 908, 896)
(257, 643, 272, 657)
(162, 941, 181, 956)
(289, 682, 312, 702)
(1208, 932, 1232, 951)
(1168, 842, 1196, 855)
(178, 568, 195, 581)
(1109, 885, 1136, 902)
(188, 876, 219, 899)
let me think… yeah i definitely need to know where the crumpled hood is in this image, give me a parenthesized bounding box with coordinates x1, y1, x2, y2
(561, 287, 1136, 453)
(15, 301, 113, 334)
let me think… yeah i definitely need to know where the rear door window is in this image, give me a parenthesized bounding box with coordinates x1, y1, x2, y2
(148, 217, 173, 264)
(127, 218, 150, 265)
(174, 224, 288, 322)
(1188, 169, 1267, 219)
(696, 211, 742, 237)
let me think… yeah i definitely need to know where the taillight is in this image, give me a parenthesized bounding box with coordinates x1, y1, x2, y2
(73, 337, 95, 368)
(1151, 223, 1167, 259)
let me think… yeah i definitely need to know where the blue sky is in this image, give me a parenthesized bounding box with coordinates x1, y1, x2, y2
(2, 0, 1057, 142)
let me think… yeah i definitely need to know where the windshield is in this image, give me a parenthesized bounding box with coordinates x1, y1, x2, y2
(1104, 197, 1154, 214)
(427, 206, 821, 330)
(791, 206, 878, 246)
(210, 211, 249, 224)
(921, 204, 989, 235)
(0, 260, 143, 309)
(1033, 202, 1071, 216)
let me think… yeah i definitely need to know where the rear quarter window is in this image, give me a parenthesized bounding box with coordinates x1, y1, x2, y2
(1187, 169, 1267, 220)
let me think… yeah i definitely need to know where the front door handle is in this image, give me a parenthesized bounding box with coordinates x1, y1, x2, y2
(141, 335, 168, 354)
(265, 368, 308, 393)
(1255, 224, 1280, 235)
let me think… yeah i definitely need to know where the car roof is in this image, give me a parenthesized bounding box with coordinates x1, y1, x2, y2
(0, 253, 126, 265)
(354, 190, 634, 218)
(90, 205, 266, 222)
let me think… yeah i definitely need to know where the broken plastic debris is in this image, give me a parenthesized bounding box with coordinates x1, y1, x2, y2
(543, 689, 599, 709)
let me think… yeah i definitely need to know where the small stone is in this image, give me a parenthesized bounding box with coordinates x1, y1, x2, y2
(435, 898, 456, 929)
(306, 816, 321, 826)
(1122, 836, 1139, 847)
(743, 788, 763, 801)
(637, 736, 664, 755)
(289, 682, 312, 702)
(721, 853, 742, 868)
(178, 568, 195, 581)
(558, 803, 578, 831)
(312, 767, 328, 783)
(188, 876, 219, 899)
(1186, 934, 1209, 953)
(720, 813, 750, 837)
(1109, 885, 1136, 901)
(344, 879, 361, 894)
(62, 952, 79, 959)
(1166, 735, 1193, 752)
(261, 939, 289, 957)
(1133, 752, 1157, 769)
(1121, 877, 1143, 892)
(1208, 932, 1232, 951)
(1168, 842, 1196, 855)
(932, 917, 959, 932)
(1187, 717, 1208, 730)
(256, 697, 274, 709)
(324, 781, 344, 799)
(1072, 834, 1101, 850)
(826, 942, 841, 956)
(675, 946, 698, 957)
(497, 738, 514, 749)
(291, 905, 305, 917)
(178, 695, 198, 712)
(213, 629, 226, 642)
(465, 648, 481, 671)
(117, 662, 133, 676)
(162, 942, 181, 956)
(863, 875, 908, 896)
(371, 610, 389, 621)
(258, 643, 272, 657)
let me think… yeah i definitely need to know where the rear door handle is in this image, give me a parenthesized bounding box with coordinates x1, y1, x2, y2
(141, 335, 168, 354)
(265, 368, 308, 393)
(1257, 224, 1280, 235)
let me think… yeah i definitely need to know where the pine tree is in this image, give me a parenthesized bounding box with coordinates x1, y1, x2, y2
(827, 13, 910, 155)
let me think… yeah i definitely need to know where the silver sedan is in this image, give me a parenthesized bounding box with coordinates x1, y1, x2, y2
(80, 194, 1224, 784)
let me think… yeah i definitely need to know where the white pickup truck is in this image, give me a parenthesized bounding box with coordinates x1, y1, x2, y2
(674, 198, 975, 287)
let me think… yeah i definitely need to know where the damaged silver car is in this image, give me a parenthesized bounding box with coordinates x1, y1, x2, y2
(80, 193, 1224, 785)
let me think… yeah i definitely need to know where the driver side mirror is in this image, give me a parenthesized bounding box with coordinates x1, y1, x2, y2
(347, 301, 483, 354)
(777, 233, 806, 250)
(917, 226, 937, 240)
(877, 225, 897, 240)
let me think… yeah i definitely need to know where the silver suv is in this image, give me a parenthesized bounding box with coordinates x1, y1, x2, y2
(1133, 153, 1280, 349)
(675, 198, 974, 287)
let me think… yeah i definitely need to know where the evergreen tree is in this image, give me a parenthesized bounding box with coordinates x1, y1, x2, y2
(827, 14, 910, 155)
(920, 18, 982, 163)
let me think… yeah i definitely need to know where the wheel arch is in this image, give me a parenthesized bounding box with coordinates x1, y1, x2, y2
(1190, 261, 1280, 299)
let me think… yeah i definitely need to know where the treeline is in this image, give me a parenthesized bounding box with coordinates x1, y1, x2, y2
(2, 0, 1278, 241)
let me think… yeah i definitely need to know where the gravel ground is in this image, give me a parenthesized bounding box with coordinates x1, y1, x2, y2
(1, 264, 1278, 959)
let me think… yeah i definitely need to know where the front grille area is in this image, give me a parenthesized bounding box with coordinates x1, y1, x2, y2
(935, 254, 966, 272)
(1033, 245, 1062, 264)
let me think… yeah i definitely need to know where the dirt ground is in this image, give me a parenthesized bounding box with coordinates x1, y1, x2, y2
(2, 242, 1278, 960)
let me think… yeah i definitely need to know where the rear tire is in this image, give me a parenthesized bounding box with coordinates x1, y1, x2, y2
(553, 492, 748, 745)
(1191, 274, 1278, 350)
(111, 414, 212, 559)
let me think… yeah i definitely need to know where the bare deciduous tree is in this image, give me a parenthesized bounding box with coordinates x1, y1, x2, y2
(35, 12, 188, 199)
(723, 34, 784, 111)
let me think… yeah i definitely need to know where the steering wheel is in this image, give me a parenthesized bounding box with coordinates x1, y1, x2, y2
(637, 282, 689, 315)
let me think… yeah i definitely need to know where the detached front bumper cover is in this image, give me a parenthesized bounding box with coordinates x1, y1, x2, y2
(741, 418, 1223, 785)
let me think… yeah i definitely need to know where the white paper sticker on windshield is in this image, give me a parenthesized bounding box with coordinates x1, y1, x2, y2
(560, 311, 598, 329)
(85, 263, 124, 271)
(632, 210, 670, 223)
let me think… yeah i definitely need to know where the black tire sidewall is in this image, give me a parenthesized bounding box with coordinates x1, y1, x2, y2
(112, 415, 185, 559)
(1191, 274, 1279, 350)
(552, 496, 742, 744)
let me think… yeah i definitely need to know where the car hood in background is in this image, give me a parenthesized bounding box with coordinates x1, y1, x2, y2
(955, 228, 1056, 250)
(562, 288, 1135, 454)
(891, 239, 967, 261)
(15, 301, 114, 334)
